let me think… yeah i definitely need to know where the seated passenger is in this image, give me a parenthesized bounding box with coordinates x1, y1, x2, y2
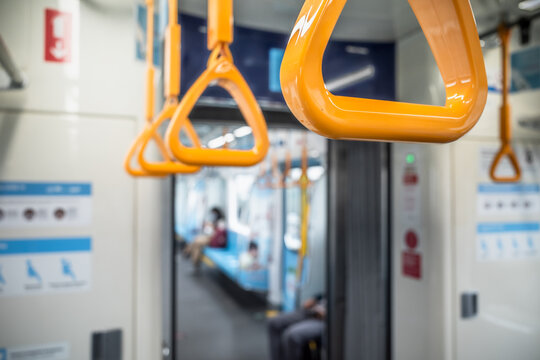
(239, 240, 261, 270)
(183, 207, 227, 269)
(268, 295, 326, 360)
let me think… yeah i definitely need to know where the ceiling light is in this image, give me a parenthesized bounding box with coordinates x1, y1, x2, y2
(208, 136, 225, 149)
(233, 126, 252, 138)
(224, 133, 235, 143)
(326, 65, 375, 92)
(519, 0, 540, 11)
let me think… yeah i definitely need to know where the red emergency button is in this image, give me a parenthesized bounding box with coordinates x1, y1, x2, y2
(405, 230, 418, 250)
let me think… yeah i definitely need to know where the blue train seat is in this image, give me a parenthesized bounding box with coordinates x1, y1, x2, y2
(204, 231, 269, 292)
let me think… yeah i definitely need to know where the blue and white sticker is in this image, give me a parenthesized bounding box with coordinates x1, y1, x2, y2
(0, 343, 69, 360)
(0, 182, 92, 229)
(0, 237, 91, 297)
(477, 222, 540, 262)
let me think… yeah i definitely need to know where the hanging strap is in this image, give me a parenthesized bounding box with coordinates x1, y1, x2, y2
(489, 24, 521, 182)
(165, 0, 269, 167)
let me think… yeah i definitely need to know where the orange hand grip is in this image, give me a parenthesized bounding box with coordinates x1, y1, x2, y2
(490, 143, 521, 182)
(125, 0, 170, 177)
(489, 24, 521, 183)
(124, 130, 170, 177)
(125, 0, 201, 176)
(137, 101, 201, 174)
(166, 49, 269, 166)
(166, 0, 269, 167)
(280, 0, 488, 143)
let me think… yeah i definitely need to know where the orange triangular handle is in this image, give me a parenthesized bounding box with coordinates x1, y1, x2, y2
(124, 130, 171, 177)
(280, 0, 487, 143)
(489, 24, 521, 183)
(137, 102, 201, 174)
(490, 143, 521, 183)
(166, 48, 270, 167)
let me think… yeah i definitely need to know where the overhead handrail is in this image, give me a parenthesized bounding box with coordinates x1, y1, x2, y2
(136, 0, 201, 175)
(165, 0, 270, 167)
(489, 24, 521, 182)
(280, 0, 488, 143)
(124, 0, 171, 177)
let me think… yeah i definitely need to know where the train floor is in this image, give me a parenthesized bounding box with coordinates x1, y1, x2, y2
(175, 254, 270, 360)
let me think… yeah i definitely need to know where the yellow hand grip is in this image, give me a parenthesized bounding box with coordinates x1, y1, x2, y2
(124, 130, 170, 177)
(490, 143, 521, 183)
(124, 0, 170, 177)
(280, 0, 488, 143)
(166, 0, 269, 167)
(137, 102, 201, 174)
(489, 24, 521, 183)
(166, 46, 270, 167)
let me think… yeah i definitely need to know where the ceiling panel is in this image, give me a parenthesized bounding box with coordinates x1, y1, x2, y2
(175, 0, 536, 42)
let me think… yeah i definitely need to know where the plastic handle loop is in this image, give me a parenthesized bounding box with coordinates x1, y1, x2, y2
(124, 131, 171, 177)
(125, 0, 170, 177)
(490, 143, 521, 182)
(137, 101, 202, 174)
(489, 24, 521, 183)
(280, 0, 488, 143)
(165, 51, 269, 166)
(166, 0, 269, 167)
(125, 0, 200, 176)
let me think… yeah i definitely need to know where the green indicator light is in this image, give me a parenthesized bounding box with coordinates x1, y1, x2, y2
(406, 154, 415, 164)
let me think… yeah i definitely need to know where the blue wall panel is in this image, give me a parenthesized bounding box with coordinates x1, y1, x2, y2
(178, 14, 395, 106)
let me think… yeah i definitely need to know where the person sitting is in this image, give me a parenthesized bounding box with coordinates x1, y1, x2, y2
(183, 207, 227, 269)
(268, 294, 326, 360)
(239, 240, 261, 270)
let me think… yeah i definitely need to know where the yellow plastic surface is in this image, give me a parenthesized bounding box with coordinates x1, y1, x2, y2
(207, 0, 233, 50)
(138, 100, 201, 174)
(166, 47, 269, 167)
(489, 25, 521, 182)
(280, 0, 488, 143)
(124, 0, 169, 177)
(164, 24, 181, 98)
(166, 0, 269, 167)
(125, 0, 201, 176)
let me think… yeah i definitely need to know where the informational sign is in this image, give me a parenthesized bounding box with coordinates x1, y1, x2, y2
(0, 342, 69, 360)
(0, 237, 92, 297)
(477, 184, 540, 216)
(512, 46, 540, 92)
(477, 222, 540, 262)
(402, 230, 422, 279)
(44, 9, 72, 63)
(0, 182, 92, 229)
(135, 4, 161, 66)
(268, 48, 285, 93)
